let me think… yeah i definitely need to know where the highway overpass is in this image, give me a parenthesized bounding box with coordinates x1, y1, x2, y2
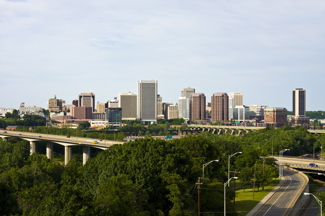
(0, 130, 124, 165)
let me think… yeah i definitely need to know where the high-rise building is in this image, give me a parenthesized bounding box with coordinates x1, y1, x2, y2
(107, 108, 122, 127)
(157, 95, 163, 119)
(47, 96, 64, 112)
(189, 93, 206, 122)
(71, 105, 92, 119)
(181, 87, 195, 98)
(178, 87, 195, 120)
(78, 93, 95, 111)
(292, 88, 309, 126)
(137, 80, 158, 123)
(211, 93, 229, 123)
(292, 88, 306, 117)
(167, 104, 179, 119)
(264, 107, 287, 127)
(108, 97, 119, 108)
(228, 92, 243, 121)
(96, 102, 106, 113)
(119, 93, 137, 120)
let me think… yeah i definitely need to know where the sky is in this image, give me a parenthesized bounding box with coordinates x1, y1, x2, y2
(1, 0, 324, 111)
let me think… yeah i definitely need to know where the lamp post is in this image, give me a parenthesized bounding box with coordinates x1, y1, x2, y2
(304, 192, 322, 216)
(202, 159, 218, 179)
(279, 149, 290, 177)
(224, 177, 238, 216)
(228, 152, 242, 185)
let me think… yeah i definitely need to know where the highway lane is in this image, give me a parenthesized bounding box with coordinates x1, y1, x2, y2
(252, 169, 307, 216)
(274, 156, 325, 170)
(0, 130, 124, 148)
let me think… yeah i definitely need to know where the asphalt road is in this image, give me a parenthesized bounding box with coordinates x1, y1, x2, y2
(0, 130, 124, 148)
(252, 169, 307, 216)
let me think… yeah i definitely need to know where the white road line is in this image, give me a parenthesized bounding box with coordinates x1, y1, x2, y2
(262, 175, 293, 216)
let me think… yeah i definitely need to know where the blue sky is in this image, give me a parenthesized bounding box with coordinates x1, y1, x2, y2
(1, 0, 324, 110)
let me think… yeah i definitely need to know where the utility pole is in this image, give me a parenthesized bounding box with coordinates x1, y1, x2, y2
(253, 162, 257, 199)
(196, 177, 202, 216)
(231, 170, 240, 206)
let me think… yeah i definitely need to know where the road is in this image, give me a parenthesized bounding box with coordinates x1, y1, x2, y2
(274, 156, 325, 171)
(0, 130, 124, 148)
(251, 169, 307, 216)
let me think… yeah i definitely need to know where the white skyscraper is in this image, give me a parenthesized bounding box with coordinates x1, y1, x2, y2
(137, 80, 158, 123)
(228, 92, 243, 121)
(178, 87, 195, 121)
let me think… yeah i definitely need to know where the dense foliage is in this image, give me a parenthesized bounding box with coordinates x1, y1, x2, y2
(0, 126, 324, 215)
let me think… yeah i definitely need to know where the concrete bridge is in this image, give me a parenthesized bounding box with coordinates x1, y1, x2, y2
(0, 130, 124, 165)
(186, 124, 264, 136)
(186, 125, 325, 136)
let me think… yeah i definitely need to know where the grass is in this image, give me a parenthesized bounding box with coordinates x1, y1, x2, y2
(234, 179, 280, 216)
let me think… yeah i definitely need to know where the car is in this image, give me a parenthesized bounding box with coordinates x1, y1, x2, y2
(38, 136, 42, 137)
(67, 136, 70, 138)
(19, 134, 22, 135)
(4, 131, 7, 133)
(98, 139, 102, 141)
(309, 163, 319, 167)
(91, 141, 98, 144)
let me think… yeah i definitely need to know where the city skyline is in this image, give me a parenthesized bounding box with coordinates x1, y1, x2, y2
(1, 1, 324, 110)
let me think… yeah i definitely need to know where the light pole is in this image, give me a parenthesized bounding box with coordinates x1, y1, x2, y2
(304, 192, 322, 216)
(228, 152, 242, 185)
(224, 177, 238, 216)
(279, 149, 290, 178)
(202, 159, 218, 179)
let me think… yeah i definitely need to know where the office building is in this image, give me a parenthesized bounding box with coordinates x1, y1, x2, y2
(264, 107, 287, 127)
(47, 96, 64, 112)
(233, 105, 250, 122)
(167, 104, 179, 119)
(249, 105, 268, 122)
(157, 95, 163, 119)
(119, 93, 137, 121)
(137, 80, 158, 123)
(178, 87, 195, 120)
(108, 98, 119, 108)
(71, 106, 92, 119)
(162, 102, 174, 119)
(292, 88, 306, 117)
(292, 88, 309, 126)
(96, 102, 106, 113)
(228, 92, 243, 121)
(107, 108, 122, 127)
(189, 93, 206, 122)
(78, 93, 95, 111)
(211, 93, 229, 123)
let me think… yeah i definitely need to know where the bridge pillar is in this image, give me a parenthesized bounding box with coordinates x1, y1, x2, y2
(83, 146, 90, 165)
(64, 146, 72, 165)
(30, 141, 36, 155)
(46, 142, 53, 159)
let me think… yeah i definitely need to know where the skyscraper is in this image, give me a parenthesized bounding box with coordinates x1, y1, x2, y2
(292, 88, 306, 117)
(211, 93, 229, 123)
(78, 93, 95, 111)
(189, 93, 206, 122)
(137, 80, 158, 123)
(178, 87, 195, 120)
(228, 92, 243, 121)
(119, 93, 137, 120)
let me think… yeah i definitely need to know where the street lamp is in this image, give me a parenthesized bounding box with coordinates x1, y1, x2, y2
(304, 192, 322, 216)
(202, 159, 218, 179)
(228, 152, 242, 184)
(224, 177, 238, 216)
(279, 149, 290, 177)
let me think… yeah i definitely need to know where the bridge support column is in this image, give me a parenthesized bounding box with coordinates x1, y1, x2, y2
(64, 146, 72, 165)
(83, 146, 90, 165)
(30, 141, 36, 155)
(46, 142, 53, 159)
